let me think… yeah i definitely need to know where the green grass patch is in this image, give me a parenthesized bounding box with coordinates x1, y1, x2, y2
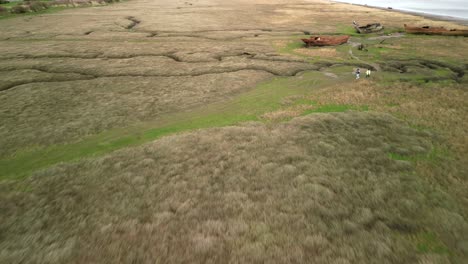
(0, 71, 339, 180)
(336, 24, 360, 36)
(353, 45, 390, 61)
(414, 231, 450, 255)
(279, 39, 304, 54)
(0, 1, 19, 8)
(388, 147, 450, 164)
(275, 39, 312, 59)
(378, 68, 458, 86)
(382, 27, 404, 35)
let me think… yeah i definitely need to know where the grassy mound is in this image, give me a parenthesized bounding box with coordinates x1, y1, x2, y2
(2, 112, 467, 263)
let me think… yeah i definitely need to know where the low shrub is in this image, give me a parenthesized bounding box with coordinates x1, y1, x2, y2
(49, 0, 71, 6)
(10, 5, 30, 14)
(28, 1, 49, 12)
(0, 0, 10, 4)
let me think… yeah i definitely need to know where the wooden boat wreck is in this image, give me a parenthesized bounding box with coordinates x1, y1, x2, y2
(301, 35, 350, 47)
(404, 24, 468, 36)
(353, 21, 384, 34)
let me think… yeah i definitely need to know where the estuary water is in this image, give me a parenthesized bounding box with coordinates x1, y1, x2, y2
(333, 0, 468, 20)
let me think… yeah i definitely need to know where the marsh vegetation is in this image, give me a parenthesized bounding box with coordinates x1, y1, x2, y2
(0, 0, 467, 263)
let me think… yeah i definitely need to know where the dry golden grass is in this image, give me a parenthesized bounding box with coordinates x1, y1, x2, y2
(375, 44, 403, 50)
(273, 40, 290, 50)
(385, 37, 468, 61)
(2, 112, 466, 263)
(0, 0, 465, 158)
(261, 109, 302, 120)
(272, 40, 339, 59)
(0, 39, 321, 157)
(304, 79, 468, 224)
(293, 47, 339, 58)
(0, 71, 273, 157)
(308, 80, 468, 159)
(1, 0, 468, 263)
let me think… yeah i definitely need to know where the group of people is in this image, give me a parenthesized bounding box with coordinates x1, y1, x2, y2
(355, 68, 371, 79)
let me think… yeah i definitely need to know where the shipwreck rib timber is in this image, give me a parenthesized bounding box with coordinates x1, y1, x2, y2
(353, 21, 384, 34)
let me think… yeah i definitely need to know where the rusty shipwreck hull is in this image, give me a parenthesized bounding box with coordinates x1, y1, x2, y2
(404, 24, 468, 36)
(301, 35, 350, 47)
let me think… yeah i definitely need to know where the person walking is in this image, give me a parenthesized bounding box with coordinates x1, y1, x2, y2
(355, 68, 360, 80)
(366, 69, 371, 78)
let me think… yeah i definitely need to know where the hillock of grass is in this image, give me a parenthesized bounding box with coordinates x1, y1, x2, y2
(1, 112, 466, 263)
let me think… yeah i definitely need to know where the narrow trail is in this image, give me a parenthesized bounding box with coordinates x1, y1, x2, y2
(347, 43, 381, 71)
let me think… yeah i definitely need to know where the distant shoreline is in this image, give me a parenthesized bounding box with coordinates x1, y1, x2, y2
(329, 0, 468, 26)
